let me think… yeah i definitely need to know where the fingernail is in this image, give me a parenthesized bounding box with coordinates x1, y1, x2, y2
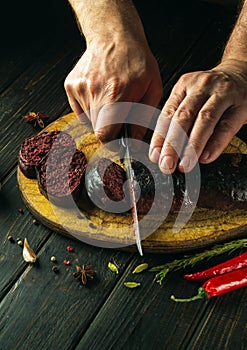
(149, 147, 160, 163)
(179, 156, 190, 171)
(200, 151, 210, 161)
(160, 156, 174, 171)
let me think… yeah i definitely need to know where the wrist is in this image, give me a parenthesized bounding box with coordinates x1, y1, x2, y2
(216, 58, 247, 73)
(69, 0, 148, 48)
(212, 59, 247, 85)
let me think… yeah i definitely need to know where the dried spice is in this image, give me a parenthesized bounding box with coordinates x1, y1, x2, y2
(32, 219, 38, 225)
(50, 256, 57, 262)
(63, 259, 71, 266)
(67, 245, 74, 252)
(17, 240, 23, 247)
(23, 111, 49, 129)
(7, 235, 14, 243)
(73, 264, 96, 285)
(124, 282, 141, 289)
(18, 208, 24, 214)
(52, 266, 59, 273)
(23, 238, 37, 263)
(132, 263, 149, 274)
(108, 262, 119, 274)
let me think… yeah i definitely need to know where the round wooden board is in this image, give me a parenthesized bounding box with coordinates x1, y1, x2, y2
(17, 113, 247, 253)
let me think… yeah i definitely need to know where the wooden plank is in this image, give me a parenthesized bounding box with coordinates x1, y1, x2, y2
(0, 169, 52, 300)
(0, 46, 82, 180)
(134, 0, 236, 83)
(0, 47, 45, 94)
(0, 232, 134, 350)
(159, 5, 238, 104)
(0, 3, 245, 350)
(185, 290, 247, 349)
(73, 259, 209, 350)
(72, 250, 247, 350)
(0, 0, 226, 181)
(0, 45, 77, 126)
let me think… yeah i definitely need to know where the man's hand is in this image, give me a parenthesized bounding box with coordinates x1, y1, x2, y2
(150, 0, 247, 174)
(65, 0, 162, 142)
(65, 38, 162, 142)
(149, 59, 247, 173)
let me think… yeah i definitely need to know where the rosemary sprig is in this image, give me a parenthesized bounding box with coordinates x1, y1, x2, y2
(149, 238, 247, 284)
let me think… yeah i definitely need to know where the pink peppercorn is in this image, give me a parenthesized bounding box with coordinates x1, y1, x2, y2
(67, 245, 74, 252)
(63, 259, 71, 265)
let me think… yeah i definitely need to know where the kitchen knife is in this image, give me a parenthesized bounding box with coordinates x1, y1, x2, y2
(120, 124, 143, 256)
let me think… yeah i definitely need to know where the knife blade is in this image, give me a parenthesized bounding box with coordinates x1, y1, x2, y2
(120, 124, 143, 256)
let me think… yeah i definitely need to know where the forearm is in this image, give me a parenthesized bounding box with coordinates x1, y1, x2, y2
(222, 0, 247, 63)
(68, 0, 148, 47)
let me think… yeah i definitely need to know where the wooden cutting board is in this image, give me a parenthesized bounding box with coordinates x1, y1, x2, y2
(17, 112, 247, 253)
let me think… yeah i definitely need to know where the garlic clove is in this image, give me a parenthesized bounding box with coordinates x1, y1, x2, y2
(23, 238, 37, 263)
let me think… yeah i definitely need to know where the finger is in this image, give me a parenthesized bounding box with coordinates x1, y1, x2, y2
(149, 86, 186, 164)
(66, 93, 84, 117)
(159, 117, 187, 174)
(149, 112, 172, 163)
(94, 102, 131, 142)
(199, 106, 246, 164)
(178, 94, 232, 172)
(127, 102, 161, 141)
(158, 93, 207, 173)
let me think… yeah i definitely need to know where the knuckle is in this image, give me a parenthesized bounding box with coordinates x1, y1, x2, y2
(64, 76, 72, 92)
(190, 139, 204, 153)
(199, 109, 215, 123)
(200, 73, 214, 86)
(164, 106, 176, 118)
(176, 107, 191, 123)
(163, 93, 182, 117)
(178, 72, 191, 83)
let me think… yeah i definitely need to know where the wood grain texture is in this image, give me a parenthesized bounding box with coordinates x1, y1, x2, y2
(75, 263, 247, 350)
(0, 44, 82, 181)
(0, 2, 246, 350)
(0, 170, 52, 300)
(186, 289, 247, 350)
(17, 113, 247, 253)
(0, 232, 134, 350)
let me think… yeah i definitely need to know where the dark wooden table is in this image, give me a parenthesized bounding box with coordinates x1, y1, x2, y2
(0, 1, 246, 349)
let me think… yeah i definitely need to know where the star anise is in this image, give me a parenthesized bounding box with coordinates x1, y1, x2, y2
(23, 111, 49, 128)
(73, 264, 96, 285)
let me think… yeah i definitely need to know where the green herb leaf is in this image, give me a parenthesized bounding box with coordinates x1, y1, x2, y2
(149, 238, 247, 284)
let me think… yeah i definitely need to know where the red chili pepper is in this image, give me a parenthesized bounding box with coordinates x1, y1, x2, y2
(184, 252, 247, 281)
(171, 267, 247, 302)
